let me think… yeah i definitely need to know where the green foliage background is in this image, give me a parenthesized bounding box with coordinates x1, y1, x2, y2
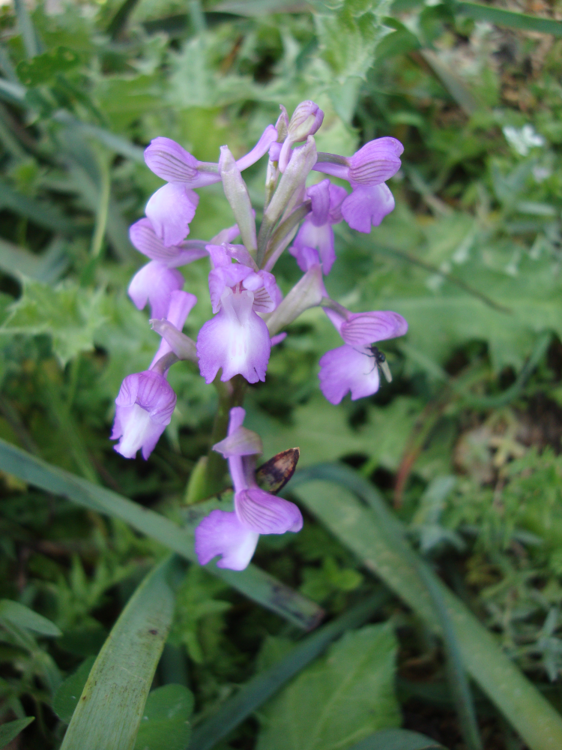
(0, 0, 561, 748)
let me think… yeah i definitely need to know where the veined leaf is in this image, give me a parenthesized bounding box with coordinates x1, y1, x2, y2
(256, 624, 400, 750)
(133, 684, 193, 750)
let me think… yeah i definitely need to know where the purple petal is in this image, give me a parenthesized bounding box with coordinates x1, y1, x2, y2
(213, 407, 263, 458)
(243, 270, 281, 313)
(271, 332, 287, 346)
(328, 184, 348, 223)
(289, 244, 321, 273)
(293, 220, 335, 275)
(145, 184, 199, 247)
(129, 218, 207, 267)
(208, 263, 252, 313)
(213, 427, 262, 458)
(151, 290, 197, 366)
(195, 510, 259, 570)
(348, 137, 403, 187)
(112, 370, 176, 459)
(319, 344, 380, 404)
(308, 179, 331, 226)
(128, 261, 184, 319)
(210, 223, 241, 245)
(197, 289, 271, 384)
(341, 184, 395, 233)
(236, 124, 278, 172)
(341, 311, 408, 346)
(144, 137, 199, 182)
(235, 487, 303, 534)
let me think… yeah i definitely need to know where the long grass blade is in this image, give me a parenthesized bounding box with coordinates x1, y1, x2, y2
(455, 2, 562, 36)
(290, 465, 562, 750)
(60, 555, 180, 750)
(190, 591, 389, 750)
(0, 439, 323, 630)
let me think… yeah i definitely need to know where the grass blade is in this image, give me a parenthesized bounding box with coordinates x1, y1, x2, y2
(13, 0, 42, 57)
(0, 178, 77, 234)
(455, 2, 562, 36)
(290, 465, 562, 750)
(0, 717, 35, 748)
(60, 555, 180, 750)
(190, 591, 389, 750)
(0, 439, 322, 630)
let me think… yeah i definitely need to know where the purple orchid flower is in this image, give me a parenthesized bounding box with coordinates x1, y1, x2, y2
(290, 179, 348, 275)
(144, 125, 278, 187)
(129, 218, 208, 267)
(319, 306, 408, 404)
(128, 261, 184, 320)
(194, 407, 302, 570)
(314, 137, 403, 233)
(145, 183, 199, 248)
(197, 245, 281, 384)
(111, 370, 176, 459)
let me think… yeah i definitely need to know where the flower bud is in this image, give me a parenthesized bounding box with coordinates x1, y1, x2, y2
(288, 100, 324, 143)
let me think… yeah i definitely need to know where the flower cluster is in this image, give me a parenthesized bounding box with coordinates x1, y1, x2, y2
(112, 100, 408, 570)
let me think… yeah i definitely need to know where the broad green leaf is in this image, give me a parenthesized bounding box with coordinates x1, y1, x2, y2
(0, 599, 62, 637)
(1, 279, 107, 366)
(291, 468, 562, 750)
(134, 684, 194, 750)
(190, 593, 388, 750)
(60, 556, 181, 750)
(348, 728, 446, 750)
(0, 439, 323, 631)
(16, 47, 80, 86)
(256, 624, 400, 750)
(0, 717, 35, 748)
(53, 656, 96, 723)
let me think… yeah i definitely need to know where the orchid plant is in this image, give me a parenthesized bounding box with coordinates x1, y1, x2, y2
(111, 101, 408, 571)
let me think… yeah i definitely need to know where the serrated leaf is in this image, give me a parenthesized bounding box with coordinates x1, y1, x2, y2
(16, 46, 80, 86)
(0, 716, 35, 748)
(0, 599, 62, 637)
(1, 279, 107, 366)
(313, 0, 392, 82)
(134, 684, 194, 750)
(53, 656, 96, 723)
(256, 624, 400, 750)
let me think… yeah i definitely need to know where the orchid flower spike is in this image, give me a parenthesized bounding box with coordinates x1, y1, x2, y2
(194, 407, 303, 570)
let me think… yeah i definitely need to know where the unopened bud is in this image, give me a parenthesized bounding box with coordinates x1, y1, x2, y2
(288, 101, 324, 143)
(219, 145, 257, 255)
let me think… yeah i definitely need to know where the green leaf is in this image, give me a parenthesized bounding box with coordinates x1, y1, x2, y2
(53, 656, 97, 723)
(0, 178, 77, 234)
(134, 684, 194, 750)
(291, 466, 562, 750)
(190, 593, 388, 750)
(313, 0, 392, 82)
(16, 47, 80, 86)
(256, 624, 400, 750)
(455, 2, 562, 37)
(60, 556, 181, 750)
(0, 717, 35, 749)
(1, 279, 107, 366)
(0, 439, 323, 631)
(348, 728, 446, 750)
(0, 599, 62, 637)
